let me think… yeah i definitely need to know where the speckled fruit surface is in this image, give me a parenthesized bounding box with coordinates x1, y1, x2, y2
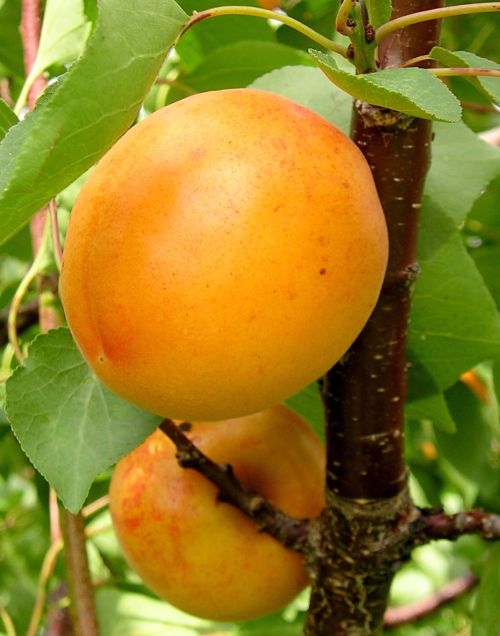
(109, 405, 325, 621)
(60, 88, 387, 421)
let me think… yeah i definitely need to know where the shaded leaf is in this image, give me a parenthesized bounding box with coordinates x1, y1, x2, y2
(423, 121, 500, 227)
(406, 392, 456, 433)
(365, 0, 392, 29)
(0, 99, 17, 142)
(5, 329, 160, 512)
(0, 0, 187, 245)
(408, 202, 500, 391)
(472, 544, 500, 636)
(167, 41, 312, 103)
(309, 50, 462, 122)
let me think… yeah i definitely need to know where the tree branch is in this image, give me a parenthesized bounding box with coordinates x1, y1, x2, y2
(383, 573, 477, 628)
(416, 509, 500, 542)
(159, 419, 313, 553)
(304, 2, 443, 634)
(19, 2, 99, 634)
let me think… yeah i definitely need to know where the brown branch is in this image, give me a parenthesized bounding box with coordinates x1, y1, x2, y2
(19, 2, 100, 634)
(304, 2, 443, 634)
(416, 509, 500, 542)
(383, 573, 477, 628)
(0, 300, 39, 347)
(159, 419, 313, 553)
(60, 514, 99, 636)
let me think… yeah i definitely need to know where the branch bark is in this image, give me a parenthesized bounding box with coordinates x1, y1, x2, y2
(19, 2, 100, 634)
(416, 509, 500, 542)
(303, 2, 442, 634)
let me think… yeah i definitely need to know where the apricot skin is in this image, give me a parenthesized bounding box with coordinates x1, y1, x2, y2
(60, 88, 387, 421)
(109, 405, 325, 621)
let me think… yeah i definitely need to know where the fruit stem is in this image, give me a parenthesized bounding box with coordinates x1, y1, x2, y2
(336, 0, 357, 35)
(179, 6, 349, 58)
(375, 2, 500, 44)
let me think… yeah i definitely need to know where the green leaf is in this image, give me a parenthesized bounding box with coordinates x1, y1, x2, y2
(251, 65, 353, 134)
(0, 99, 17, 142)
(26, 0, 90, 83)
(435, 381, 494, 494)
(424, 121, 500, 227)
(167, 41, 312, 103)
(408, 202, 500, 391)
(430, 47, 500, 104)
(309, 50, 462, 122)
(4, 329, 160, 513)
(365, 0, 392, 29)
(472, 545, 500, 636)
(406, 392, 456, 433)
(0, 0, 187, 246)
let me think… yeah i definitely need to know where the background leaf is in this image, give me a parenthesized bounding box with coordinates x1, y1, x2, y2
(4, 329, 160, 512)
(472, 544, 500, 636)
(0, 0, 187, 245)
(25, 0, 90, 84)
(365, 0, 392, 29)
(309, 50, 462, 122)
(166, 41, 312, 103)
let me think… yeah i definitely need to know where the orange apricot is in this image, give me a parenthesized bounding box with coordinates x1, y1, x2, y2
(109, 405, 325, 621)
(60, 88, 387, 421)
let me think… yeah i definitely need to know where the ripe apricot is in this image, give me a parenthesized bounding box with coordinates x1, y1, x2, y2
(60, 88, 387, 421)
(109, 405, 325, 621)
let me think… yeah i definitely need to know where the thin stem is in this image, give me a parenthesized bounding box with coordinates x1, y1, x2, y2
(61, 513, 100, 636)
(0, 607, 16, 636)
(26, 539, 64, 636)
(336, 0, 356, 35)
(7, 244, 47, 361)
(402, 54, 432, 67)
(416, 509, 500, 542)
(383, 573, 477, 628)
(25, 523, 108, 636)
(430, 66, 500, 78)
(180, 6, 349, 57)
(49, 199, 63, 271)
(82, 495, 109, 518)
(376, 3, 500, 44)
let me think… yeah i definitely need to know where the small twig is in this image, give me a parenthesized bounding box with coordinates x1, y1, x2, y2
(178, 6, 349, 57)
(431, 66, 500, 78)
(0, 300, 39, 347)
(82, 495, 109, 518)
(0, 606, 17, 636)
(479, 125, 500, 146)
(416, 509, 500, 543)
(159, 419, 313, 552)
(384, 573, 478, 628)
(49, 200, 63, 272)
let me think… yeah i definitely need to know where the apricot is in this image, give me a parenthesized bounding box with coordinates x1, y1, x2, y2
(109, 405, 325, 621)
(60, 88, 387, 421)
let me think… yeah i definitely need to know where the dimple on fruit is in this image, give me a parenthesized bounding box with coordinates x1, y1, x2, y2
(60, 88, 388, 421)
(109, 405, 325, 621)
